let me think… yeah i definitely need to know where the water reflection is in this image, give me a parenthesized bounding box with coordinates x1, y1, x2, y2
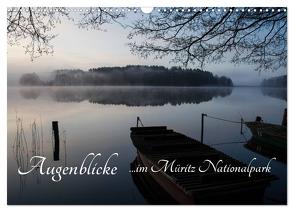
(20, 89, 41, 99)
(19, 87, 233, 106)
(130, 156, 178, 204)
(261, 88, 287, 101)
(8, 86, 287, 204)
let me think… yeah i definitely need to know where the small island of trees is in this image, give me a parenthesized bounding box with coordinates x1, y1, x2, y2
(19, 65, 233, 87)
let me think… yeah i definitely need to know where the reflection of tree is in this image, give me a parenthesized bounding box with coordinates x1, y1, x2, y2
(20, 88, 41, 99)
(261, 87, 287, 101)
(128, 8, 287, 71)
(20, 87, 232, 106)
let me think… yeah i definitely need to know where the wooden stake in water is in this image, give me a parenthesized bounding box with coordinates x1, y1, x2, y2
(240, 118, 243, 134)
(282, 108, 287, 127)
(52, 121, 60, 161)
(201, 114, 207, 143)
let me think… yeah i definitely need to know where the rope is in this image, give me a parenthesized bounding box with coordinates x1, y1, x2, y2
(208, 133, 250, 147)
(206, 115, 242, 124)
(210, 141, 246, 146)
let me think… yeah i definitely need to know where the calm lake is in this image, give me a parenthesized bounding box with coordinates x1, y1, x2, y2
(7, 86, 287, 204)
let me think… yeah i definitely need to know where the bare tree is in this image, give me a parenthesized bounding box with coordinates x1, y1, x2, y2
(7, 7, 70, 60)
(78, 7, 125, 30)
(128, 7, 287, 71)
(7, 7, 287, 71)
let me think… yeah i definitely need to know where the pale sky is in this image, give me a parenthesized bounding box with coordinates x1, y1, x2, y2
(7, 11, 287, 86)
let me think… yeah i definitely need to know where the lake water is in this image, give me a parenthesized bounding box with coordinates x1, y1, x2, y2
(7, 86, 287, 204)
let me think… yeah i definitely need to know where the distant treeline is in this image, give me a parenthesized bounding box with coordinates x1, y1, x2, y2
(261, 75, 287, 87)
(19, 65, 233, 87)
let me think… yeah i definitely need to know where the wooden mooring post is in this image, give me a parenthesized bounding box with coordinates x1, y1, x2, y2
(201, 114, 207, 143)
(52, 121, 60, 161)
(240, 118, 243, 134)
(282, 108, 287, 127)
(137, 116, 144, 127)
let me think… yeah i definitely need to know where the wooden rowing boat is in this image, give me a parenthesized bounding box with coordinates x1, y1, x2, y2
(130, 126, 277, 204)
(245, 122, 287, 163)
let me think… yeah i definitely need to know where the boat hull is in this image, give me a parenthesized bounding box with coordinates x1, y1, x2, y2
(130, 126, 277, 204)
(136, 151, 271, 204)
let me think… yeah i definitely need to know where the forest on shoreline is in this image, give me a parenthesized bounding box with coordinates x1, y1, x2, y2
(261, 75, 287, 88)
(19, 65, 233, 87)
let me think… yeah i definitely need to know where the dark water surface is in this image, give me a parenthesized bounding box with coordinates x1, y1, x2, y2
(7, 86, 287, 204)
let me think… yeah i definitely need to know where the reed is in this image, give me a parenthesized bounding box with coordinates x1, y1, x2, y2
(13, 116, 29, 193)
(13, 114, 68, 189)
(62, 129, 67, 166)
(31, 120, 44, 184)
